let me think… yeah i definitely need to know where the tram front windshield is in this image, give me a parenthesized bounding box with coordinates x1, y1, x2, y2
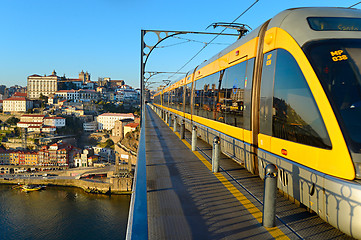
(305, 39, 361, 151)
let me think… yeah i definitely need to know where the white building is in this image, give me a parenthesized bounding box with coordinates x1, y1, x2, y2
(3, 97, 33, 113)
(17, 122, 43, 129)
(27, 70, 60, 99)
(97, 113, 135, 131)
(55, 90, 78, 101)
(124, 122, 139, 137)
(43, 117, 66, 127)
(55, 89, 99, 102)
(20, 114, 45, 123)
(83, 121, 98, 132)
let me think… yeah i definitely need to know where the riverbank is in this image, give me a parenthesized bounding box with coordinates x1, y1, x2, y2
(0, 177, 132, 195)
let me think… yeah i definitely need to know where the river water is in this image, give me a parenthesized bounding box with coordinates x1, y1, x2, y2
(0, 185, 130, 240)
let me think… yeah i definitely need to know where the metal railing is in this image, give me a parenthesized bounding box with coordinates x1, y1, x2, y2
(126, 107, 148, 239)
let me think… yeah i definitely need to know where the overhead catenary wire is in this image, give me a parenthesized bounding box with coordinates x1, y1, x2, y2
(349, 1, 361, 8)
(165, 0, 259, 82)
(156, 36, 230, 49)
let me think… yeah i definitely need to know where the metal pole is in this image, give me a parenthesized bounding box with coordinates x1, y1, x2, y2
(180, 120, 185, 139)
(262, 164, 278, 228)
(140, 30, 146, 124)
(191, 126, 197, 151)
(168, 113, 172, 127)
(173, 116, 177, 132)
(212, 136, 220, 173)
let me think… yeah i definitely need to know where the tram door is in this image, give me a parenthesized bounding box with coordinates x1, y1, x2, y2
(249, 20, 270, 175)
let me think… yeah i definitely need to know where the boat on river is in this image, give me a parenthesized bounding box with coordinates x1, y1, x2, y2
(21, 185, 46, 192)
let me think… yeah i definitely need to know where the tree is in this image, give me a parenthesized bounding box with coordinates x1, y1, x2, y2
(5, 117, 20, 126)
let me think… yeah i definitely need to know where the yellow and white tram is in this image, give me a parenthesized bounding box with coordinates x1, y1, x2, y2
(152, 7, 361, 238)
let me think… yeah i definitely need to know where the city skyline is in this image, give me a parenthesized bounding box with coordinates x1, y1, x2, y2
(0, 0, 360, 89)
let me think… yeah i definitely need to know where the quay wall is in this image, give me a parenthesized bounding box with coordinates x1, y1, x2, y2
(0, 177, 132, 195)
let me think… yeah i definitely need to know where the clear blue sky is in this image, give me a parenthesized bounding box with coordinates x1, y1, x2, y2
(0, 0, 359, 89)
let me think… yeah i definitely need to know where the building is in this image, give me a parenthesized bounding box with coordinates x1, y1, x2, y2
(13, 92, 28, 98)
(21, 151, 38, 165)
(41, 126, 56, 133)
(124, 122, 139, 137)
(27, 70, 60, 99)
(112, 120, 123, 138)
(55, 89, 99, 102)
(97, 113, 135, 131)
(9, 152, 20, 165)
(17, 122, 43, 129)
(43, 117, 66, 128)
(55, 90, 78, 101)
(38, 142, 77, 166)
(83, 121, 97, 132)
(3, 97, 33, 113)
(17, 114, 64, 133)
(0, 148, 10, 165)
(74, 148, 97, 167)
(79, 70, 91, 83)
(20, 114, 45, 123)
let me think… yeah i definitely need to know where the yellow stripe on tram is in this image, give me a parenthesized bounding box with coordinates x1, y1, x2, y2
(178, 135, 290, 240)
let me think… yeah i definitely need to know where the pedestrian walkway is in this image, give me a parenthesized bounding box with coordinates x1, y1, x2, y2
(145, 105, 350, 240)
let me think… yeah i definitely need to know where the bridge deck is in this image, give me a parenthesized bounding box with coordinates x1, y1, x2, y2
(145, 105, 350, 240)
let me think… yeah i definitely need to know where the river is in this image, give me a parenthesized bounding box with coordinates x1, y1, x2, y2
(0, 185, 130, 240)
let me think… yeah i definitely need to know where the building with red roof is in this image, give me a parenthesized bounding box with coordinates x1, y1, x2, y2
(3, 97, 33, 113)
(97, 113, 135, 130)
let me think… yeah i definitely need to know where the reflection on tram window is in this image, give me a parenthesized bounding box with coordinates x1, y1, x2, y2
(272, 49, 331, 149)
(163, 91, 169, 107)
(184, 83, 192, 114)
(174, 86, 183, 111)
(169, 89, 175, 108)
(194, 73, 220, 120)
(221, 61, 247, 127)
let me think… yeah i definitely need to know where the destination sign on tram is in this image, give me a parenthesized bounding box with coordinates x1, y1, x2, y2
(307, 17, 361, 31)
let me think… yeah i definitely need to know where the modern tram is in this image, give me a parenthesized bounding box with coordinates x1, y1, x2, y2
(151, 7, 361, 238)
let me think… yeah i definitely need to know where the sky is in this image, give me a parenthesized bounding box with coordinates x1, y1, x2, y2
(0, 0, 360, 89)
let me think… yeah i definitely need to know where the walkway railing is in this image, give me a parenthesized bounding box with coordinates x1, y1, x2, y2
(125, 107, 148, 239)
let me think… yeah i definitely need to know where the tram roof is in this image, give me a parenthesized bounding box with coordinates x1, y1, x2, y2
(268, 7, 361, 47)
(161, 7, 361, 94)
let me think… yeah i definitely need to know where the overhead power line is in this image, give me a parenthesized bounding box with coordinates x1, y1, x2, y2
(167, 0, 259, 81)
(156, 36, 230, 48)
(349, 1, 361, 8)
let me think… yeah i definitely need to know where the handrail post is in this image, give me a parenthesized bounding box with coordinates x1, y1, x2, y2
(262, 164, 278, 228)
(173, 116, 177, 132)
(212, 136, 220, 173)
(180, 120, 185, 139)
(192, 126, 197, 151)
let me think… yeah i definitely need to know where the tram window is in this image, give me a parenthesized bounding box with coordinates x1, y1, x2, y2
(260, 51, 276, 136)
(163, 92, 169, 107)
(170, 89, 176, 109)
(193, 72, 220, 120)
(305, 39, 361, 150)
(184, 83, 192, 114)
(174, 86, 184, 111)
(244, 58, 255, 131)
(272, 49, 331, 149)
(221, 61, 247, 127)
